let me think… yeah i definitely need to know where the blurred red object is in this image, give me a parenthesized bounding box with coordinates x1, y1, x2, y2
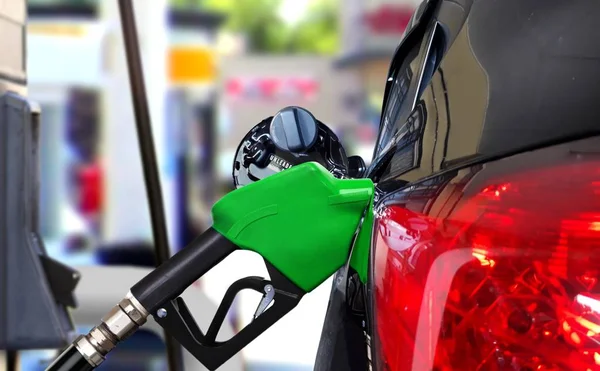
(364, 5, 413, 34)
(356, 124, 376, 142)
(77, 162, 103, 217)
(294, 78, 319, 98)
(226, 78, 244, 97)
(258, 78, 281, 98)
(225, 77, 319, 101)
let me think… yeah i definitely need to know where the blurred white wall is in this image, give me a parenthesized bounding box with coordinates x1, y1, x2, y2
(100, 0, 177, 249)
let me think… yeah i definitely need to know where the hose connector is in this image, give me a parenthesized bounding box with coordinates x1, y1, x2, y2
(74, 292, 149, 367)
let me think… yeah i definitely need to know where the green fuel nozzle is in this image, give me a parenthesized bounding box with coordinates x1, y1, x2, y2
(213, 161, 374, 292)
(47, 162, 374, 371)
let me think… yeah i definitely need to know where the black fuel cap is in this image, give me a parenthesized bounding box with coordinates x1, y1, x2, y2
(270, 106, 318, 153)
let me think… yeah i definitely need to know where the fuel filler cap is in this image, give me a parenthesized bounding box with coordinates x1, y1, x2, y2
(269, 106, 318, 153)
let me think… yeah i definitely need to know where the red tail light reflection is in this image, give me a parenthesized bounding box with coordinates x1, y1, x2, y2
(374, 161, 600, 370)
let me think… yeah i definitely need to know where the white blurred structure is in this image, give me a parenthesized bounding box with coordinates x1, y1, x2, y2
(100, 0, 174, 246)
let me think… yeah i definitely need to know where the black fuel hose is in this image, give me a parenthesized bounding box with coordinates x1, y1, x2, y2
(45, 228, 238, 371)
(45, 345, 94, 371)
(131, 228, 236, 313)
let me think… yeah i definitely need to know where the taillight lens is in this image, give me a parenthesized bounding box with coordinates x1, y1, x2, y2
(373, 158, 600, 370)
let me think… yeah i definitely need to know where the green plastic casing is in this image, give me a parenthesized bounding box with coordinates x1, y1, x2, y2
(212, 162, 374, 292)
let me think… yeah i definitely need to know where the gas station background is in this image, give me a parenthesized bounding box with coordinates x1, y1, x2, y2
(21, 0, 419, 369)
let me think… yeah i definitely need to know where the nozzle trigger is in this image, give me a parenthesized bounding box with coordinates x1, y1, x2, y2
(153, 259, 305, 371)
(253, 284, 275, 320)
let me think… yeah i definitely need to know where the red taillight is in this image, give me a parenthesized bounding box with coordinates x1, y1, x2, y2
(374, 159, 600, 370)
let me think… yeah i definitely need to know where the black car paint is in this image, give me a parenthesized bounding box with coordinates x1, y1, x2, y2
(371, 0, 600, 183)
(317, 0, 600, 369)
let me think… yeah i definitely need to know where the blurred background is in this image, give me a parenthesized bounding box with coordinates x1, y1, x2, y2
(20, 0, 419, 369)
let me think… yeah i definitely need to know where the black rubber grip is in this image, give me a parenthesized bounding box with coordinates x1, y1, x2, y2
(45, 344, 94, 371)
(131, 228, 236, 313)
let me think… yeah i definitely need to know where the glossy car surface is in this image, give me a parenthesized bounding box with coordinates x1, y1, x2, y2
(317, 0, 600, 370)
(370, 0, 600, 182)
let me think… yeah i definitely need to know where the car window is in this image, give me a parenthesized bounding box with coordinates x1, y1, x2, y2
(371, 17, 447, 184)
(374, 40, 424, 157)
(372, 0, 442, 163)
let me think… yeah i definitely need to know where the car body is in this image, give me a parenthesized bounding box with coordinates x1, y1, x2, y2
(316, 0, 600, 370)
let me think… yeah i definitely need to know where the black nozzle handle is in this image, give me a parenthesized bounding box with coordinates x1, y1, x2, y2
(131, 228, 236, 313)
(45, 344, 94, 371)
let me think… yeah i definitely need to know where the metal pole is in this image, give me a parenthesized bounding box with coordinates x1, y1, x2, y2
(199, 100, 216, 206)
(116, 1, 183, 370)
(6, 351, 16, 371)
